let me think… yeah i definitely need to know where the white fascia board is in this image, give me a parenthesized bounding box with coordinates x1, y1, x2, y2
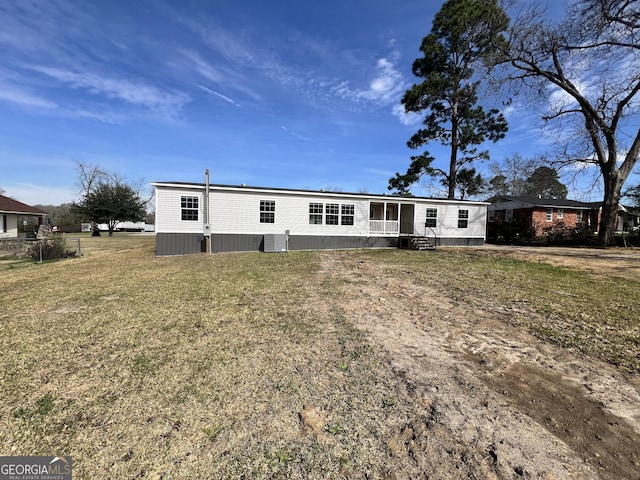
(0, 210, 44, 215)
(151, 182, 489, 206)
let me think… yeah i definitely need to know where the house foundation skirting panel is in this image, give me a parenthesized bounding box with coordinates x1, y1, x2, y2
(210, 234, 398, 252)
(156, 233, 206, 255)
(288, 235, 398, 251)
(157, 233, 484, 255)
(212, 234, 265, 253)
(435, 237, 484, 247)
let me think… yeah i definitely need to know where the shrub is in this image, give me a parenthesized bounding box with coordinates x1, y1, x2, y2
(540, 222, 597, 246)
(27, 237, 70, 261)
(488, 220, 534, 244)
(615, 229, 640, 247)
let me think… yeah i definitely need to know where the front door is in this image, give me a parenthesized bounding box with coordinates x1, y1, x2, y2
(400, 204, 415, 234)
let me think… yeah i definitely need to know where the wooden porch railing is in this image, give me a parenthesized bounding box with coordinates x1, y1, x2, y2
(369, 220, 399, 234)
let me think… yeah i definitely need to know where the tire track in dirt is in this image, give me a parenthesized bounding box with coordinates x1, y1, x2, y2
(320, 251, 640, 479)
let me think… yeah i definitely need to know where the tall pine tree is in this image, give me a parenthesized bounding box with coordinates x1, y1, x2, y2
(389, 0, 509, 198)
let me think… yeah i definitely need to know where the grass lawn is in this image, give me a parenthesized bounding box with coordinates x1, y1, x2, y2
(0, 236, 413, 479)
(0, 236, 638, 478)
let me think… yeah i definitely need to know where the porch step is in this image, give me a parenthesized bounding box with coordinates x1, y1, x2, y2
(409, 236, 436, 251)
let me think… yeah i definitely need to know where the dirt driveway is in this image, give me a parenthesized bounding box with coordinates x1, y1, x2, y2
(319, 248, 640, 479)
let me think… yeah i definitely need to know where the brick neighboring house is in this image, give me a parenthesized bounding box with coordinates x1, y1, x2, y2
(486, 195, 594, 241)
(0, 194, 48, 238)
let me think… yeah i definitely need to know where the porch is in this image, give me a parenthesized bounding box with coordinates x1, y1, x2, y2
(368, 202, 429, 236)
(369, 202, 400, 234)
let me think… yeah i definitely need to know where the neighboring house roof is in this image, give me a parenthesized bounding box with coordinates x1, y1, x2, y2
(0, 194, 48, 215)
(575, 201, 634, 213)
(486, 195, 593, 210)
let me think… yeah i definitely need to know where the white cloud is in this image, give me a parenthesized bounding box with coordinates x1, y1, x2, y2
(182, 19, 300, 89)
(179, 49, 224, 84)
(177, 48, 262, 102)
(195, 83, 241, 107)
(194, 23, 257, 66)
(391, 104, 422, 126)
(0, 84, 57, 108)
(0, 67, 57, 108)
(31, 66, 190, 116)
(280, 126, 311, 142)
(65, 108, 125, 124)
(330, 54, 409, 115)
(547, 84, 579, 109)
(357, 57, 406, 104)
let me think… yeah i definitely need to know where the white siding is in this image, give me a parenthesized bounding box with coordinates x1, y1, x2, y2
(153, 183, 487, 241)
(414, 203, 486, 239)
(0, 214, 18, 238)
(211, 190, 371, 236)
(155, 187, 205, 234)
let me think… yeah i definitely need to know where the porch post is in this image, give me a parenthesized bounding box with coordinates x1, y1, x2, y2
(384, 201, 388, 233)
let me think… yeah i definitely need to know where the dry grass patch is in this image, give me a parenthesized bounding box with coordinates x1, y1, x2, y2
(0, 236, 428, 479)
(4, 238, 638, 479)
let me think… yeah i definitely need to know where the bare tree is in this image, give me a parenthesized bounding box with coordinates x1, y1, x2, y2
(75, 161, 107, 198)
(488, 153, 539, 196)
(497, 0, 640, 245)
(74, 161, 151, 233)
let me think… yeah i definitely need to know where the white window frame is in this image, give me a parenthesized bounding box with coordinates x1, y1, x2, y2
(341, 204, 355, 225)
(309, 203, 323, 224)
(181, 196, 199, 221)
(425, 208, 437, 228)
(557, 209, 564, 219)
(546, 208, 553, 222)
(458, 209, 469, 229)
(325, 203, 339, 225)
(260, 200, 275, 224)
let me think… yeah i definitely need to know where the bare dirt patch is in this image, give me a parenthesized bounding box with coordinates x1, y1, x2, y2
(318, 249, 640, 479)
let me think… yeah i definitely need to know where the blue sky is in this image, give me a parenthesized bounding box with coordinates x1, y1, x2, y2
(0, 0, 623, 206)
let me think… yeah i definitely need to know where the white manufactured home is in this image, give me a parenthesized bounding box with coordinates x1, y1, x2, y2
(152, 182, 489, 255)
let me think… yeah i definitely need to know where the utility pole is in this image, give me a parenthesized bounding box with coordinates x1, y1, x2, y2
(204, 169, 211, 253)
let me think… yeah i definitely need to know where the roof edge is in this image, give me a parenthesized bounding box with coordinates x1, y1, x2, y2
(151, 181, 491, 205)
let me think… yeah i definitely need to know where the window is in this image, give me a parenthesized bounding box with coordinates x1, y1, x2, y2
(325, 203, 339, 225)
(425, 208, 437, 228)
(576, 211, 583, 224)
(557, 209, 564, 219)
(260, 200, 275, 223)
(181, 196, 199, 221)
(309, 203, 323, 224)
(488, 211, 495, 223)
(506, 209, 513, 222)
(458, 209, 469, 229)
(341, 204, 355, 225)
(546, 208, 553, 222)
